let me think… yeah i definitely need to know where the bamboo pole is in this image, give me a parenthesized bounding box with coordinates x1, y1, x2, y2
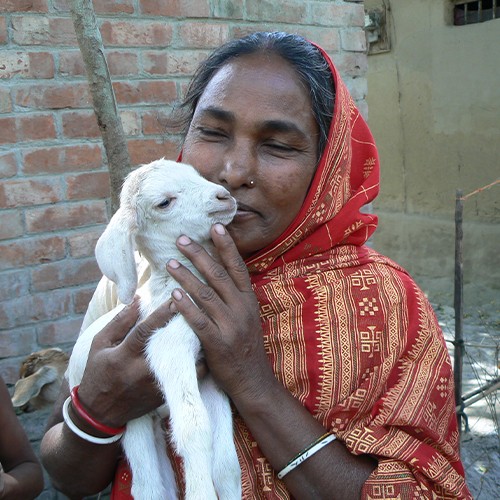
(454, 190, 465, 430)
(69, 0, 130, 213)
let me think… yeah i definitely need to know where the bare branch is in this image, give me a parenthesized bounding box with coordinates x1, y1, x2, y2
(70, 0, 130, 213)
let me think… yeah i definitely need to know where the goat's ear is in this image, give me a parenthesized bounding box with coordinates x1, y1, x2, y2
(11, 365, 58, 408)
(95, 207, 138, 304)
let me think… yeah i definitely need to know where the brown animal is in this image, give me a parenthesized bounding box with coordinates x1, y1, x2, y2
(11, 348, 69, 412)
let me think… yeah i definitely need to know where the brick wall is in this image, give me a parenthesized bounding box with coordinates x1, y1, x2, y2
(0, 0, 366, 496)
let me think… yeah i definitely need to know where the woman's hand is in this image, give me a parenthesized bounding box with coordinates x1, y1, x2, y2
(166, 223, 274, 402)
(76, 297, 178, 428)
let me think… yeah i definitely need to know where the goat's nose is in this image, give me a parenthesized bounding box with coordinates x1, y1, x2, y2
(215, 188, 231, 201)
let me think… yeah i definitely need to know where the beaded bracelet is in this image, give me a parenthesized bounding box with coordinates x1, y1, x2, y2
(62, 397, 123, 445)
(277, 431, 336, 480)
(70, 385, 126, 436)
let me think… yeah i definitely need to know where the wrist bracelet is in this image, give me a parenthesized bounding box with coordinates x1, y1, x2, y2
(62, 397, 123, 445)
(277, 431, 336, 480)
(70, 385, 126, 436)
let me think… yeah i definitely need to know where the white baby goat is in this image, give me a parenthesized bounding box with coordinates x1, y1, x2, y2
(66, 159, 241, 500)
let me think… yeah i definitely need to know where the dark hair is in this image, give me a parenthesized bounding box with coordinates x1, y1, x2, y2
(174, 31, 335, 161)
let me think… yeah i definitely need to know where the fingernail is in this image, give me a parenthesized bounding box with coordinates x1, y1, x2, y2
(214, 223, 225, 235)
(172, 289, 183, 301)
(167, 259, 180, 269)
(177, 235, 191, 246)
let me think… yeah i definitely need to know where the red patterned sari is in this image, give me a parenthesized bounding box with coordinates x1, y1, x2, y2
(109, 45, 471, 499)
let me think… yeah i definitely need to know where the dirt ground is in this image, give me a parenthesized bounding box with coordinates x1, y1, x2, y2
(434, 300, 500, 499)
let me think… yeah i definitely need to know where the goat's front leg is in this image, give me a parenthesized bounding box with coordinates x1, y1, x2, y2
(146, 319, 217, 500)
(200, 375, 242, 500)
(123, 415, 175, 500)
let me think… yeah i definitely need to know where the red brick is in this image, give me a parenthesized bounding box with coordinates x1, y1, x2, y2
(246, 0, 306, 23)
(0, 236, 65, 271)
(340, 29, 367, 52)
(0, 51, 55, 79)
(0, 210, 23, 240)
(178, 23, 230, 49)
(0, 269, 29, 301)
(26, 200, 108, 233)
(0, 16, 7, 44)
(127, 138, 179, 166)
(0, 178, 62, 208)
(52, 0, 70, 12)
(121, 110, 140, 136)
(0, 327, 37, 357)
(311, 3, 365, 28)
(66, 171, 110, 200)
(0, 87, 11, 113)
(0, 0, 48, 12)
(15, 83, 90, 109)
(68, 228, 104, 258)
(0, 152, 17, 178)
(113, 81, 177, 105)
(0, 289, 72, 329)
(0, 359, 25, 386)
(74, 286, 97, 314)
(297, 28, 341, 53)
(58, 50, 85, 77)
(23, 144, 103, 175)
(0, 117, 15, 143)
(142, 50, 208, 76)
(0, 114, 57, 145)
(94, 0, 134, 15)
(28, 52, 55, 78)
(62, 111, 100, 139)
(11, 16, 77, 46)
(142, 110, 172, 135)
(213, 1, 243, 18)
(19, 114, 57, 142)
(100, 20, 173, 47)
(333, 52, 368, 77)
(107, 51, 139, 76)
(31, 257, 101, 292)
(140, 0, 209, 17)
(37, 317, 83, 345)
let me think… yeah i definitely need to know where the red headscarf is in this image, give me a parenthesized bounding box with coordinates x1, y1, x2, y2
(246, 43, 379, 274)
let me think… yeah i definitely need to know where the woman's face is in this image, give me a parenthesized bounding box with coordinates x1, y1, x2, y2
(182, 52, 319, 259)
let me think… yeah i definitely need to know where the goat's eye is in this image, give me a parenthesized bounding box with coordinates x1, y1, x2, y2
(156, 198, 171, 209)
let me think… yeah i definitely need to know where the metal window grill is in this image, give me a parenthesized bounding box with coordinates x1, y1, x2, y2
(454, 0, 499, 25)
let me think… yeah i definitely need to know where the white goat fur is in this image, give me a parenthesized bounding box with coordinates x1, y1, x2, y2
(66, 159, 241, 500)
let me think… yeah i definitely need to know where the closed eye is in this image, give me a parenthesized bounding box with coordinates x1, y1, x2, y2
(196, 127, 228, 139)
(156, 198, 173, 209)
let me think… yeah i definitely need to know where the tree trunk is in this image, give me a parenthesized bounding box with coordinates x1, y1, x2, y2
(70, 0, 130, 213)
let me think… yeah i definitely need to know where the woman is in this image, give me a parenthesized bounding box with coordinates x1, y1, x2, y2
(0, 377, 44, 499)
(41, 32, 471, 499)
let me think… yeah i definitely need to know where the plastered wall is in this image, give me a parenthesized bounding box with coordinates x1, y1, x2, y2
(365, 0, 499, 306)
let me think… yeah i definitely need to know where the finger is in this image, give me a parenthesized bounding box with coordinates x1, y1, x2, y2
(92, 296, 141, 349)
(211, 223, 253, 292)
(173, 232, 250, 300)
(170, 287, 217, 344)
(121, 299, 177, 355)
(167, 257, 225, 315)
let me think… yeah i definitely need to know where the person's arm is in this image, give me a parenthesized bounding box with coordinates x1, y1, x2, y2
(0, 378, 44, 500)
(167, 225, 377, 500)
(41, 299, 176, 498)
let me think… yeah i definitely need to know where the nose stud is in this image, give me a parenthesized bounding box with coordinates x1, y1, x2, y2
(249, 179, 255, 187)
